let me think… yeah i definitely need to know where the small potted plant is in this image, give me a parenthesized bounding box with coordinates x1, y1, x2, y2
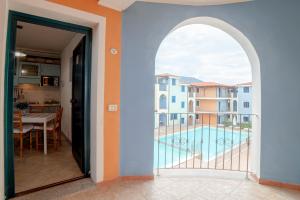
(16, 102, 29, 115)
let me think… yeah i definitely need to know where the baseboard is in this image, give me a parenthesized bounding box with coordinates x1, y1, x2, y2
(259, 178, 300, 191)
(97, 176, 154, 187)
(120, 176, 154, 181)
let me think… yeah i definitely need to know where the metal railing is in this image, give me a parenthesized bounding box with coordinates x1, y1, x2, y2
(154, 112, 255, 177)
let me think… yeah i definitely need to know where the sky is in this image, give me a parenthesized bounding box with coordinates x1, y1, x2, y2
(155, 24, 252, 85)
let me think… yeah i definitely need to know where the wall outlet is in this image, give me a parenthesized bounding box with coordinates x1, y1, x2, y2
(108, 104, 118, 112)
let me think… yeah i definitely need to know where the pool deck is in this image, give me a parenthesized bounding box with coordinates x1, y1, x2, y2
(154, 124, 251, 139)
(169, 142, 250, 172)
(155, 123, 252, 173)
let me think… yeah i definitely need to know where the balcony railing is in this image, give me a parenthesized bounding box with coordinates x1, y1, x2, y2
(159, 84, 167, 91)
(154, 112, 255, 177)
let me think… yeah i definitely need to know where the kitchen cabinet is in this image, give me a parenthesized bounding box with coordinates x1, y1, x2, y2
(14, 61, 60, 85)
(19, 62, 40, 78)
(40, 64, 60, 76)
(17, 62, 41, 85)
(18, 77, 40, 85)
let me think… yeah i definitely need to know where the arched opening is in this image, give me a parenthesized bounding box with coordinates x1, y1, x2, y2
(154, 17, 261, 176)
(159, 94, 167, 110)
(159, 113, 167, 126)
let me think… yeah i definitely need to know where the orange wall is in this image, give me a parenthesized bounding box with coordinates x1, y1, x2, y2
(196, 87, 217, 98)
(196, 114, 217, 125)
(196, 100, 217, 112)
(49, 0, 121, 181)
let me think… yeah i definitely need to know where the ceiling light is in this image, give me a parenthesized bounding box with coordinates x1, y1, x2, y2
(15, 51, 27, 57)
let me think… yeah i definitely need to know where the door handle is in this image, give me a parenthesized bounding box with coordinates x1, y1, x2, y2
(70, 99, 77, 104)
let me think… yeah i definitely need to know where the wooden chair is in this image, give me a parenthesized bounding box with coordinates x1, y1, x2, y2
(57, 107, 63, 146)
(13, 111, 34, 158)
(35, 110, 60, 150)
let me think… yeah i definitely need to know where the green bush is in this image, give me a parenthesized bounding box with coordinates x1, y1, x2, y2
(240, 122, 252, 129)
(223, 118, 232, 127)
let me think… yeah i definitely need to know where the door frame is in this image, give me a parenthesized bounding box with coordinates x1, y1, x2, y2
(4, 11, 92, 198)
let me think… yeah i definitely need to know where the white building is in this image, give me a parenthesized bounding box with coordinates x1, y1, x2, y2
(236, 82, 252, 123)
(154, 74, 199, 128)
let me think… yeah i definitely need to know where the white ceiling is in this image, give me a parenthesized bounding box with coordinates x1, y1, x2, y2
(16, 21, 76, 54)
(99, 0, 250, 11)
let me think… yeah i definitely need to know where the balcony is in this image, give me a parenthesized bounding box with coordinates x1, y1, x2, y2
(18, 173, 299, 199)
(159, 84, 167, 91)
(154, 112, 254, 172)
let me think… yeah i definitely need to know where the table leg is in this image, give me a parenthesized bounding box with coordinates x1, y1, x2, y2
(44, 122, 47, 155)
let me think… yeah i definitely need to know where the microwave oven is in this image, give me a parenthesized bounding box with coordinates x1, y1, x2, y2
(41, 76, 59, 87)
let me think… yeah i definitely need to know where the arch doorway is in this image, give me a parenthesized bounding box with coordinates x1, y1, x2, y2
(154, 17, 261, 176)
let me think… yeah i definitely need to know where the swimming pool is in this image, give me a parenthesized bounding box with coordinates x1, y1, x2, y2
(154, 127, 250, 168)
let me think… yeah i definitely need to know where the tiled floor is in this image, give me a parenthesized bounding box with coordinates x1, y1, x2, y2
(14, 136, 83, 193)
(13, 171, 300, 200)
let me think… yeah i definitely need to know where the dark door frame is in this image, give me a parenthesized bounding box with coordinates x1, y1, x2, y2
(4, 11, 92, 198)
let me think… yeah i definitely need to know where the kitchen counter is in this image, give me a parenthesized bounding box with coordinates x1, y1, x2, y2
(29, 104, 60, 107)
(29, 104, 61, 113)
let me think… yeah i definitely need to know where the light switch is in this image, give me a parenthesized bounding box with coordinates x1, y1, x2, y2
(108, 104, 118, 112)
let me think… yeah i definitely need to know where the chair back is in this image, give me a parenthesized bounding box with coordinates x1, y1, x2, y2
(59, 107, 63, 127)
(53, 107, 63, 129)
(13, 111, 23, 133)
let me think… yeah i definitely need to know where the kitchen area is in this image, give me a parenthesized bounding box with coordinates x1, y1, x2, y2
(12, 21, 85, 194)
(14, 52, 61, 114)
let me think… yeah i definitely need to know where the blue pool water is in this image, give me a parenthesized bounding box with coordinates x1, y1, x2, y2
(154, 127, 249, 168)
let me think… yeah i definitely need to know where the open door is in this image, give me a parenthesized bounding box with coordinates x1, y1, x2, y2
(71, 36, 86, 173)
(4, 12, 92, 198)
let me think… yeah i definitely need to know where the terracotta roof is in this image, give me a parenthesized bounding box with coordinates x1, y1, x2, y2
(236, 82, 252, 86)
(191, 82, 231, 87)
(156, 73, 178, 77)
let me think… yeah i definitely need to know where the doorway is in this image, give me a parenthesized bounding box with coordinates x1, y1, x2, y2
(153, 17, 260, 177)
(4, 11, 92, 198)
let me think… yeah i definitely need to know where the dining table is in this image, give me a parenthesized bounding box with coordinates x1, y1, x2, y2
(22, 113, 56, 155)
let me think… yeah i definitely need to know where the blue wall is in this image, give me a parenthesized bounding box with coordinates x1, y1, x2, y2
(121, 0, 300, 184)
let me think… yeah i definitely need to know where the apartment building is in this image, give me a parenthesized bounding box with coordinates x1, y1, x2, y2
(154, 74, 201, 127)
(191, 82, 237, 125)
(154, 73, 254, 128)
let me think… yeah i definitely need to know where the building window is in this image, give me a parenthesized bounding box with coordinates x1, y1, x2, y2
(181, 101, 185, 108)
(181, 85, 185, 92)
(170, 114, 178, 120)
(196, 114, 199, 120)
(159, 95, 167, 109)
(243, 116, 249, 122)
(159, 84, 167, 91)
(244, 102, 250, 108)
(233, 100, 237, 112)
(196, 101, 200, 107)
(159, 114, 167, 126)
(243, 87, 250, 93)
(172, 96, 176, 103)
(196, 88, 200, 93)
(180, 118, 185, 124)
(188, 87, 192, 92)
(172, 78, 176, 85)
